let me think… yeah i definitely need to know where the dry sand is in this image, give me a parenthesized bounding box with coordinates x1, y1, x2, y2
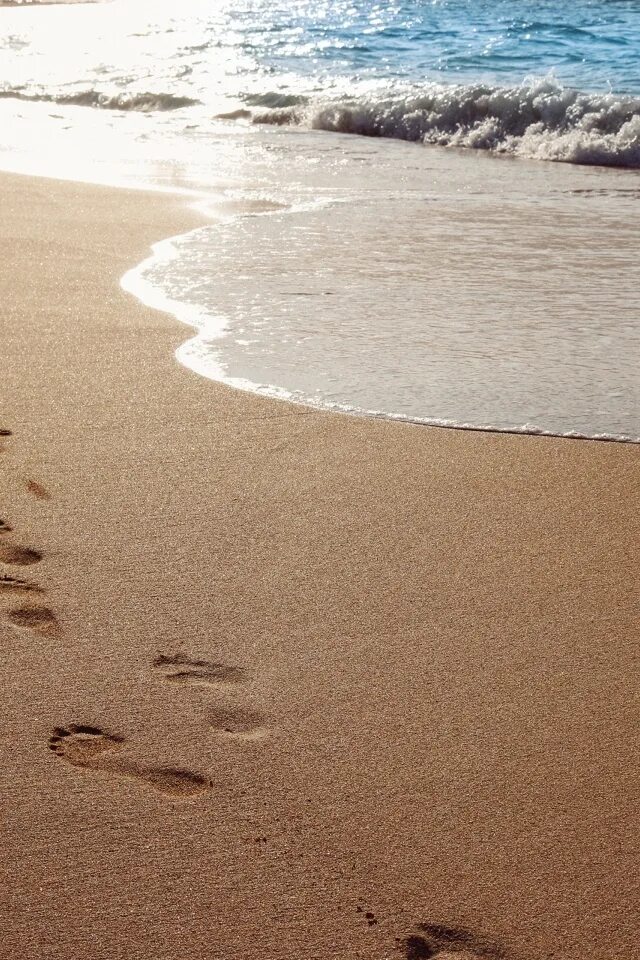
(0, 170, 638, 960)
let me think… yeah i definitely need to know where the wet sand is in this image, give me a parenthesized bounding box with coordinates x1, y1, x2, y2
(0, 170, 638, 960)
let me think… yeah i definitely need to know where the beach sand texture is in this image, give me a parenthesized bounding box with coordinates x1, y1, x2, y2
(0, 171, 638, 960)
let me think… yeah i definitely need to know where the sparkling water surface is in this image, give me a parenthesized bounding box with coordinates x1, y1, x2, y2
(3, 0, 640, 98)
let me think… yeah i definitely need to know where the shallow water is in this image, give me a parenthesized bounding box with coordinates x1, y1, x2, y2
(123, 135, 640, 441)
(1, 0, 639, 441)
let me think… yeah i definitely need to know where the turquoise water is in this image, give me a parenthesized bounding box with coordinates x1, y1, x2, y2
(227, 0, 640, 93)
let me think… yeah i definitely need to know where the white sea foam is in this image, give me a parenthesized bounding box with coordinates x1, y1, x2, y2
(0, 89, 199, 111)
(252, 77, 640, 167)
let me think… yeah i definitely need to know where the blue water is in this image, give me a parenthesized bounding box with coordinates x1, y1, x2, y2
(230, 0, 640, 94)
(1, 0, 640, 166)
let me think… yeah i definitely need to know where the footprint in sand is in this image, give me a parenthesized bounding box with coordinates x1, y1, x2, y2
(0, 519, 12, 534)
(48, 725, 211, 798)
(155, 654, 270, 739)
(153, 653, 248, 686)
(207, 706, 268, 740)
(6, 605, 58, 633)
(0, 544, 42, 566)
(404, 923, 506, 960)
(0, 574, 43, 594)
(25, 479, 51, 501)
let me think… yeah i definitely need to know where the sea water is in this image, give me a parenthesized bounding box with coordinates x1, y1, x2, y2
(1, 0, 639, 439)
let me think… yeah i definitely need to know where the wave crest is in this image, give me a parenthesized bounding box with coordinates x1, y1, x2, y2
(251, 77, 640, 167)
(0, 89, 199, 111)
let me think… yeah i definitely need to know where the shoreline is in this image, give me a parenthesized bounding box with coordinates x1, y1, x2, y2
(123, 211, 640, 447)
(114, 135, 640, 445)
(1, 169, 638, 960)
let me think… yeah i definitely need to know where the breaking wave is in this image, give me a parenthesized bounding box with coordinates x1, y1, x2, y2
(0, 89, 199, 111)
(250, 77, 640, 168)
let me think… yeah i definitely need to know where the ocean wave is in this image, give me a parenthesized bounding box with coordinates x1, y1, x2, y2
(0, 89, 199, 111)
(250, 76, 640, 167)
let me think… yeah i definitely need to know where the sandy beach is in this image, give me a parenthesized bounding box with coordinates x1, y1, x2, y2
(1, 170, 638, 960)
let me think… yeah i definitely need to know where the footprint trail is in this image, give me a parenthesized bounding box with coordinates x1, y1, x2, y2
(155, 653, 270, 740)
(0, 574, 42, 594)
(404, 923, 507, 959)
(49, 725, 211, 798)
(7, 605, 58, 633)
(154, 653, 248, 685)
(0, 545, 42, 566)
(207, 706, 268, 740)
(25, 479, 51, 501)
